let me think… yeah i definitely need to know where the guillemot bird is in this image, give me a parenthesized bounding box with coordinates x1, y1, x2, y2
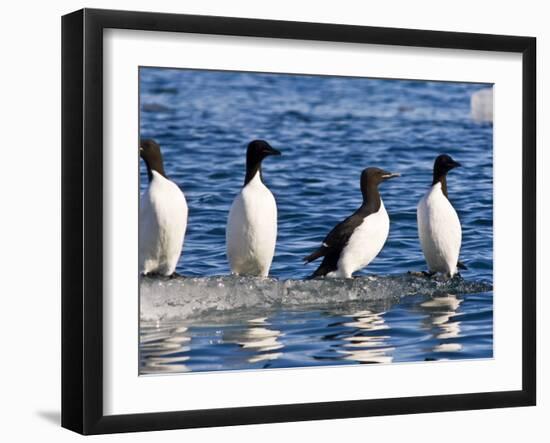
(139, 139, 188, 277)
(417, 154, 464, 278)
(226, 140, 281, 277)
(304, 167, 400, 278)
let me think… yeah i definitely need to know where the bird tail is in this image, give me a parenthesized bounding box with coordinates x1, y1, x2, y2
(303, 247, 327, 264)
(457, 261, 467, 270)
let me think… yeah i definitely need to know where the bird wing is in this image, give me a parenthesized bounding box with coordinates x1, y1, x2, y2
(303, 210, 364, 264)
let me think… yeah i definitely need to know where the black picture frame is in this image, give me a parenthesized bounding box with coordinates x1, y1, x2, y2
(61, 8, 536, 435)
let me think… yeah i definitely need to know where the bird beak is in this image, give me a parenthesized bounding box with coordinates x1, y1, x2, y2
(267, 147, 282, 156)
(452, 160, 462, 168)
(382, 172, 401, 179)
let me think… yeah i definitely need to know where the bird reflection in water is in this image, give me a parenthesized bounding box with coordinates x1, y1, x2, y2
(140, 324, 191, 374)
(338, 310, 394, 364)
(237, 317, 284, 364)
(420, 294, 463, 354)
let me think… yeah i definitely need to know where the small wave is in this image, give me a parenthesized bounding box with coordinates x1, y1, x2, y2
(149, 87, 178, 94)
(140, 274, 492, 321)
(141, 102, 172, 113)
(281, 110, 312, 122)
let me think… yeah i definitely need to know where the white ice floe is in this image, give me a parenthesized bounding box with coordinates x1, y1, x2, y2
(470, 88, 493, 123)
(140, 275, 492, 322)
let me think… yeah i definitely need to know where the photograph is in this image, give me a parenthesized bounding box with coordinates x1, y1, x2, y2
(138, 67, 494, 375)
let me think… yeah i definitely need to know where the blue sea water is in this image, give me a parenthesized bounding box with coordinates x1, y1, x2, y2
(139, 68, 493, 374)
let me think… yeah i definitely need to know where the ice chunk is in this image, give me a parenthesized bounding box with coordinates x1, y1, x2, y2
(471, 88, 493, 122)
(140, 274, 492, 322)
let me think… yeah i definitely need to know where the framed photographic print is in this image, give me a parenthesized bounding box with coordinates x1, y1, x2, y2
(61, 8, 536, 435)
